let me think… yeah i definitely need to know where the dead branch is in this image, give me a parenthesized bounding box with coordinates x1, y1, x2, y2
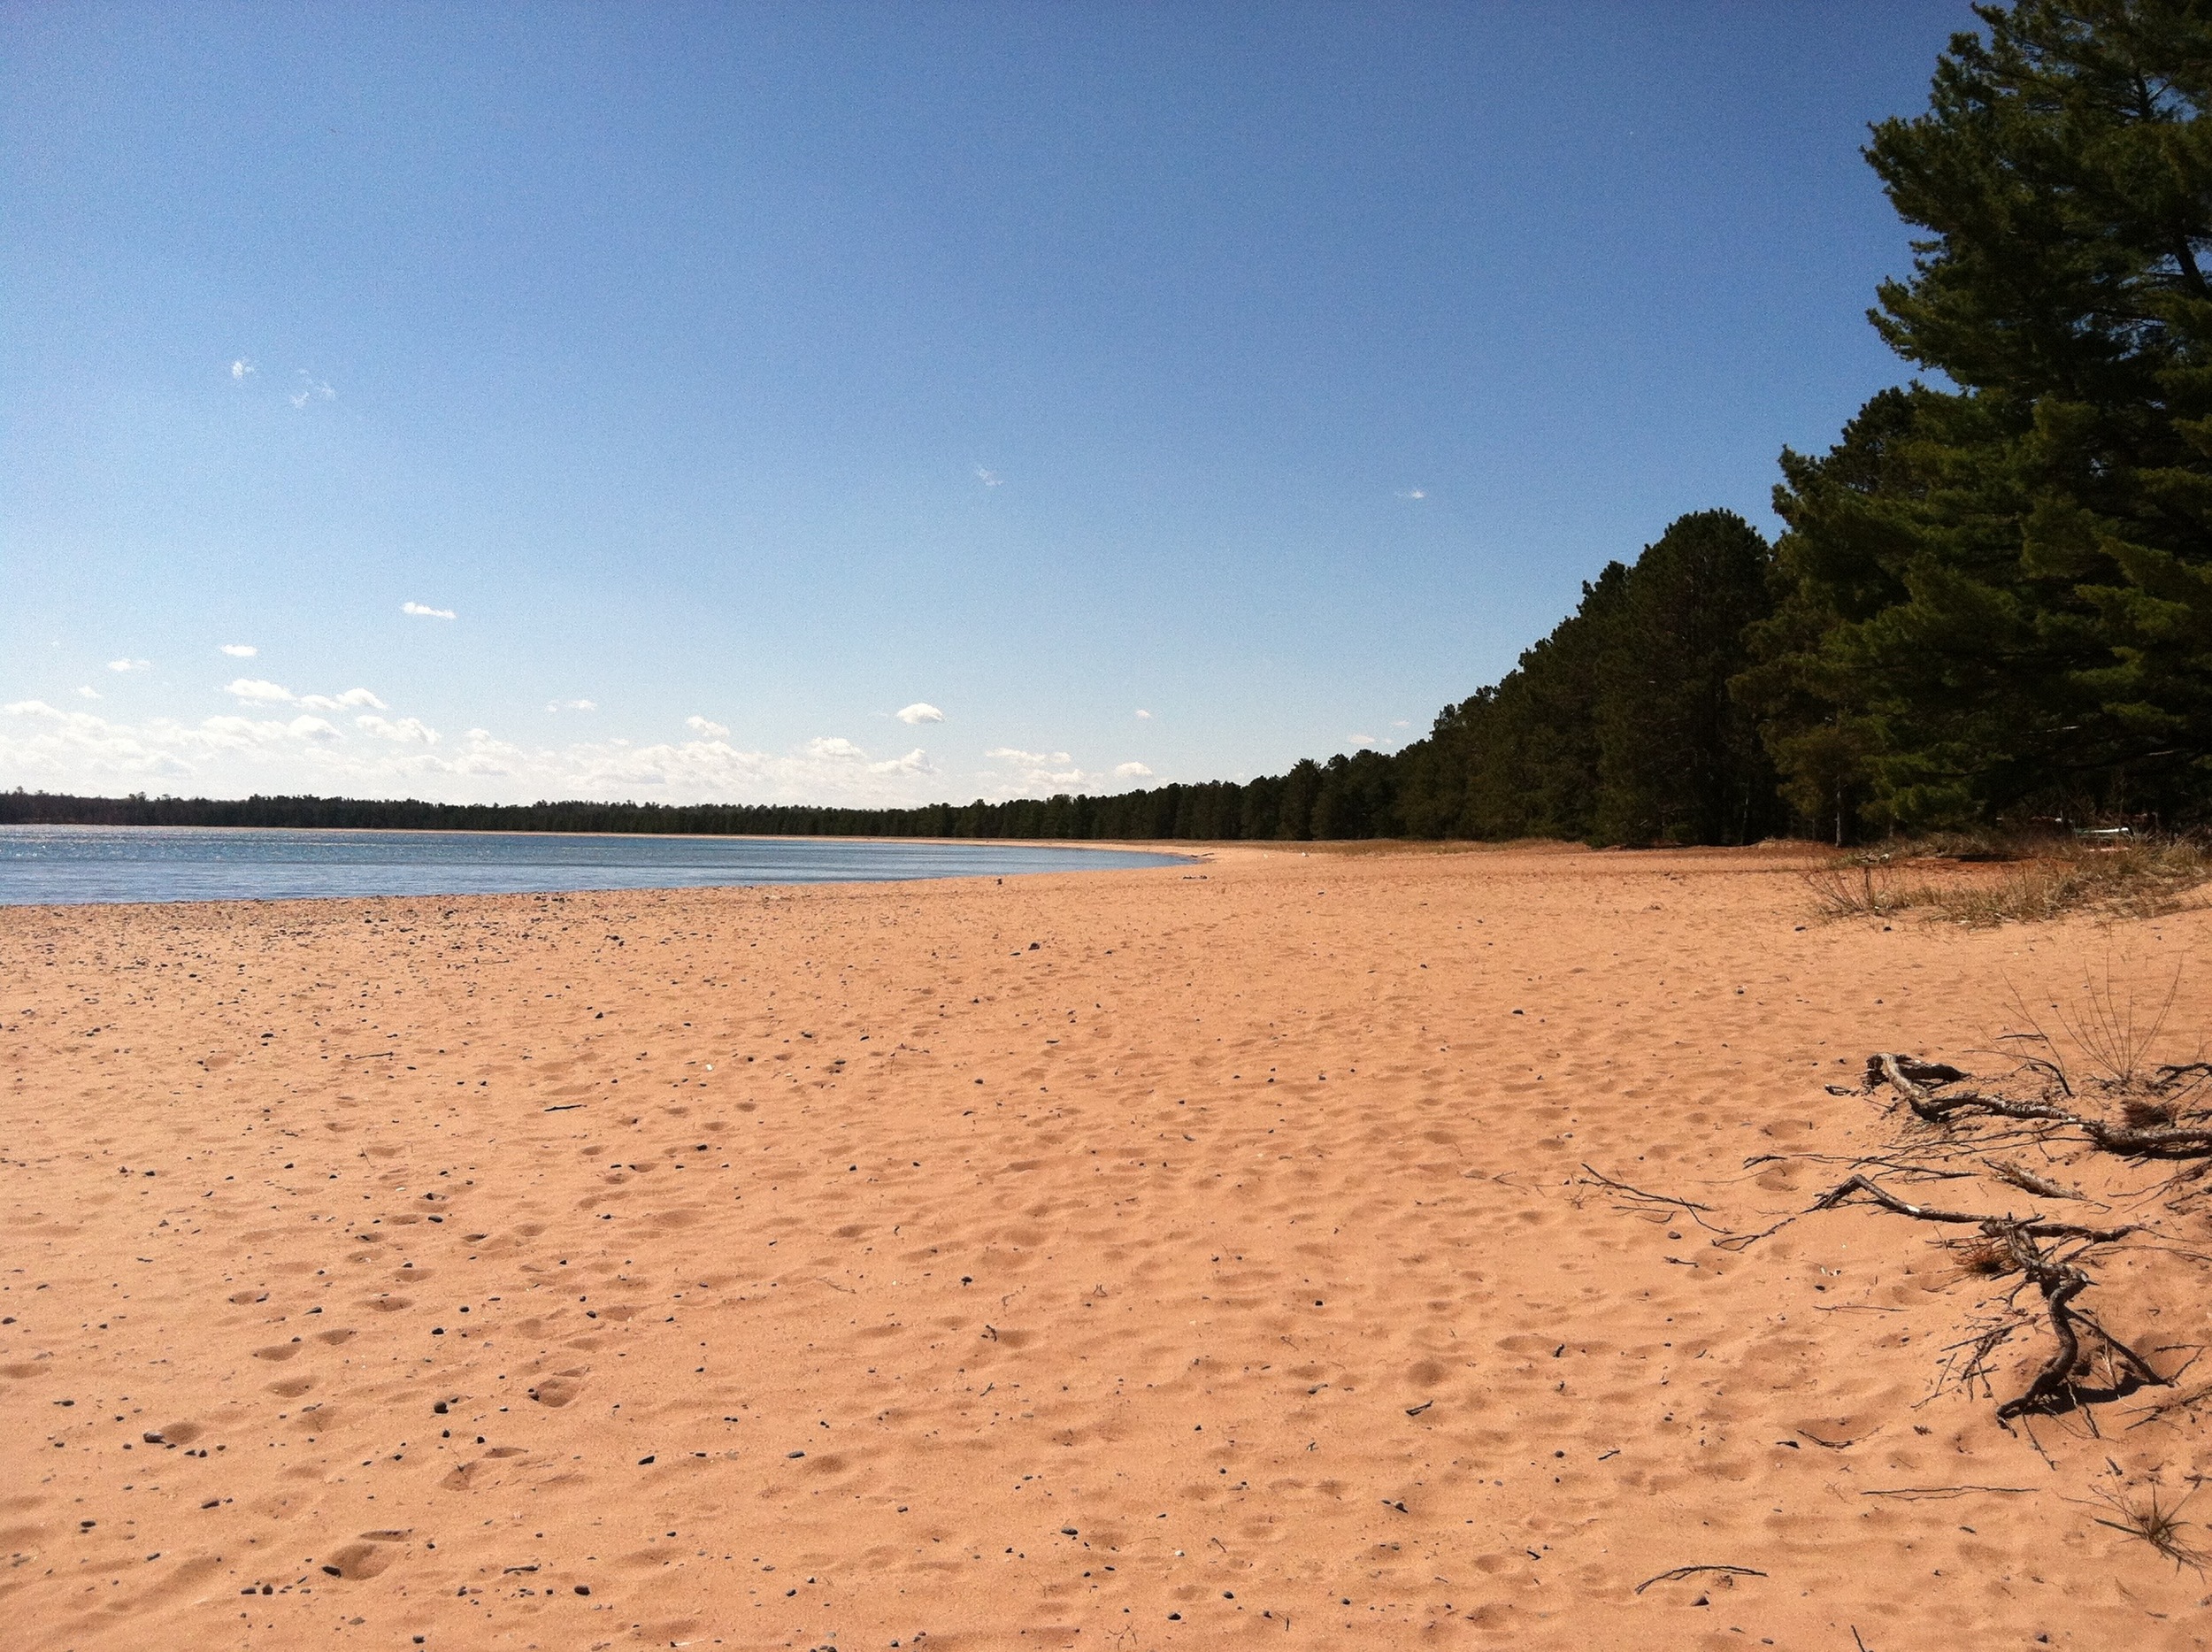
(1809, 1174, 2158, 1418)
(1869, 1052, 2021, 1124)
(1867, 1053, 1972, 1091)
(1578, 1163, 1735, 1236)
(2128, 1381, 2212, 1428)
(1746, 1151, 1976, 1180)
(1997, 1267, 2093, 1421)
(1931, 1317, 2024, 1401)
(1988, 1160, 2086, 1201)
(1808, 1175, 2137, 1242)
(1709, 1213, 1801, 1252)
(2071, 1310, 2169, 1393)
(1873, 1070, 2212, 1157)
(1812, 1172, 1983, 1224)
(1632, 1564, 1766, 1594)
(1995, 1033, 2076, 1097)
(1579, 1164, 1713, 1211)
(2083, 1118, 2212, 1156)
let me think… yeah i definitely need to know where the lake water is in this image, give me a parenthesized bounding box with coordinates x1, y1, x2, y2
(0, 826, 1188, 906)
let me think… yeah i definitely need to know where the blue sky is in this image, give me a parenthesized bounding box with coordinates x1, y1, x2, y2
(2, 1, 1978, 806)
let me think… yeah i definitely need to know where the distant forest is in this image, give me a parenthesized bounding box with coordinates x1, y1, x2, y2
(11, 4, 2212, 846)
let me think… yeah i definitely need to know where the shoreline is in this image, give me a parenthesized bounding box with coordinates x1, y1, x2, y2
(0, 830, 1202, 914)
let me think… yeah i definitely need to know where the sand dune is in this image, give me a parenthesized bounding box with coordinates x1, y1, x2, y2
(3, 841, 2208, 1649)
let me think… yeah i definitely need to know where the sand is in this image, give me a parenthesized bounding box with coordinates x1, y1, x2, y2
(3, 841, 2208, 1650)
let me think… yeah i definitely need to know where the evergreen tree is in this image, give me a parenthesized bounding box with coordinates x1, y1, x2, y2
(1755, 0, 2212, 829)
(1276, 758, 1323, 840)
(1432, 560, 1631, 840)
(1594, 511, 1779, 843)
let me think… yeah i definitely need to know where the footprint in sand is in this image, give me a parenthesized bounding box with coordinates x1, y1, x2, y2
(319, 1532, 407, 1579)
(441, 1448, 527, 1490)
(251, 1341, 301, 1362)
(527, 1371, 586, 1407)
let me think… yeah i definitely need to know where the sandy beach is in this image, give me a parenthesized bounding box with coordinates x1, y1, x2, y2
(4, 841, 2208, 1651)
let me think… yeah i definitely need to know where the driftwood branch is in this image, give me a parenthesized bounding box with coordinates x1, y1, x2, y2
(1632, 1564, 1766, 1594)
(1997, 1267, 2092, 1420)
(1809, 1174, 2138, 1242)
(1809, 1172, 2160, 1419)
(1987, 1160, 2086, 1201)
(1867, 1053, 2212, 1157)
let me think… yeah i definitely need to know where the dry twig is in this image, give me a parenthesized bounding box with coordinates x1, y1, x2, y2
(1632, 1564, 1766, 1594)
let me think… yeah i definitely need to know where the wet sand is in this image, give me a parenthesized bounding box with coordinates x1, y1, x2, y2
(3, 841, 2207, 1649)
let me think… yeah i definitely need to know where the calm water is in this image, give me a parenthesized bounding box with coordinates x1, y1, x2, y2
(0, 826, 1188, 906)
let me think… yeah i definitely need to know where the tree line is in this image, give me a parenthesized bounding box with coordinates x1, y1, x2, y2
(10, 4, 2210, 845)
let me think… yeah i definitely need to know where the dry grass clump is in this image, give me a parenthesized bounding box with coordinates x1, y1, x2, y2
(1950, 1236, 2016, 1277)
(2123, 1094, 2181, 1129)
(2091, 1480, 2208, 1571)
(1840, 830, 2023, 865)
(1807, 834, 2211, 926)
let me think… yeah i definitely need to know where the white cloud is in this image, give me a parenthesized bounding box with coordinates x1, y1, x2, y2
(76, 686, 101, 700)
(107, 657, 151, 672)
(225, 677, 295, 703)
(402, 602, 457, 619)
(975, 465, 1004, 488)
(230, 359, 254, 380)
(985, 746, 1091, 790)
(0, 701, 951, 809)
(1398, 488, 1427, 500)
(1134, 709, 1152, 719)
(290, 372, 335, 408)
(294, 688, 386, 711)
(219, 643, 257, 657)
(1351, 734, 1378, 747)
(0, 698, 373, 786)
(1113, 761, 1154, 780)
(356, 714, 440, 744)
(547, 698, 597, 712)
(1392, 718, 1409, 728)
(803, 734, 935, 776)
(895, 702, 944, 725)
(687, 716, 729, 738)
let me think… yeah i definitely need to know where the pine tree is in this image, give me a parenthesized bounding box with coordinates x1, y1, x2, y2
(1756, 1, 2212, 828)
(1594, 511, 1778, 844)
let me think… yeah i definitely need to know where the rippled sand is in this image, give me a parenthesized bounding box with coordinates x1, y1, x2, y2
(4, 841, 2206, 1649)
